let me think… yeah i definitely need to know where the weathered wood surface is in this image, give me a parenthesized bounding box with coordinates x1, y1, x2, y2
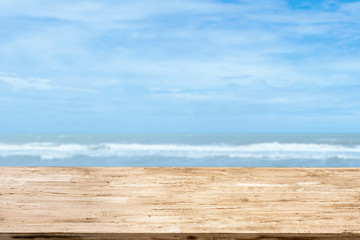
(0, 168, 360, 240)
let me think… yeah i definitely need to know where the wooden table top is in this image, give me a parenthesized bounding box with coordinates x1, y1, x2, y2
(1, 167, 360, 239)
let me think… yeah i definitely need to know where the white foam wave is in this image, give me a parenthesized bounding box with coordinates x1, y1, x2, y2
(0, 142, 360, 160)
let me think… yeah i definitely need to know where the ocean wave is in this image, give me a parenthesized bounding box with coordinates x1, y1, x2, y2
(0, 142, 360, 160)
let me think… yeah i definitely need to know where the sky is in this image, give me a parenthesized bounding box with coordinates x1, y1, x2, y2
(0, 0, 360, 133)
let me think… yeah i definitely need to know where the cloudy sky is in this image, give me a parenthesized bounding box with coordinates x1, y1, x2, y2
(1, 0, 360, 133)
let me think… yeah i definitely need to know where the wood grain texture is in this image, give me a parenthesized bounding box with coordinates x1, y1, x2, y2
(1, 168, 360, 239)
(2, 233, 360, 240)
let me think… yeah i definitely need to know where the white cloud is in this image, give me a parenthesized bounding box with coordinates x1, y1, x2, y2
(0, 74, 95, 93)
(0, 75, 53, 90)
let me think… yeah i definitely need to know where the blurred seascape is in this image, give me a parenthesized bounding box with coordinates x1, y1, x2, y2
(1, 133, 360, 167)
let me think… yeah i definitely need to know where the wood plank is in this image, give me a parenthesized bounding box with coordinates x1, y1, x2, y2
(1, 168, 360, 239)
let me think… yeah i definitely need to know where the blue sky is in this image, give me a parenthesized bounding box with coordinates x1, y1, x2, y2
(0, 0, 360, 133)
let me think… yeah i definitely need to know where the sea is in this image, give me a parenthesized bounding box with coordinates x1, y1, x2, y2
(0, 133, 360, 167)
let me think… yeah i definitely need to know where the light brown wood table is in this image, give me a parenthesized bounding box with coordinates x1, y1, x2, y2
(1, 167, 360, 239)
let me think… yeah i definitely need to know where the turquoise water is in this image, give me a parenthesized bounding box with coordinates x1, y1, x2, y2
(1, 133, 360, 167)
